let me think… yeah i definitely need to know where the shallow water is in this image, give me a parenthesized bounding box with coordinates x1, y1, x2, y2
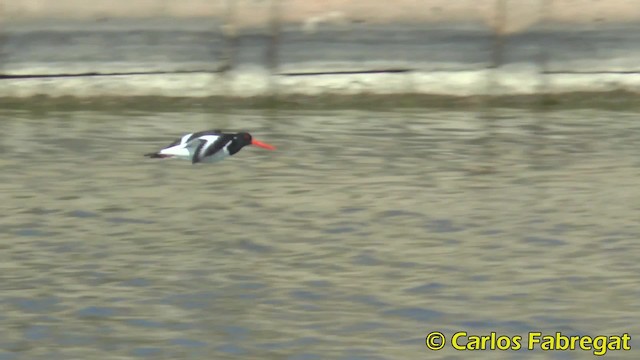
(0, 108, 638, 359)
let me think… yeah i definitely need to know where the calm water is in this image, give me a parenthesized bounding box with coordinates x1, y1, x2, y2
(0, 108, 638, 359)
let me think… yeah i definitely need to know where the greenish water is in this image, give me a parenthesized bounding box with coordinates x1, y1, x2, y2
(0, 108, 638, 359)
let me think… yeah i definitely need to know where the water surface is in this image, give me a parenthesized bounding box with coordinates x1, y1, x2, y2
(0, 108, 638, 359)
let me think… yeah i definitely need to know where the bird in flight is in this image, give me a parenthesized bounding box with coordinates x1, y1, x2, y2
(145, 130, 276, 164)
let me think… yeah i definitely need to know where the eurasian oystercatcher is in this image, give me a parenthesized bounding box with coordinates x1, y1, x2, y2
(144, 130, 276, 164)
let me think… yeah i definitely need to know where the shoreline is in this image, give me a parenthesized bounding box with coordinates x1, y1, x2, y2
(1, 68, 639, 109)
(2, 90, 639, 112)
(1, 20, 639, 107)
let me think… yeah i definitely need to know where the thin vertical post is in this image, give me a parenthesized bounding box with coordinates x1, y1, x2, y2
(0, 0, 5, 76)
(536, 0, 552, 101)
(530, 0, 553, 165)
(220, 0, 238, 73)
(216, 0, 238, 108)
(491, 0, 507, 70)
(477, 0, 507, 173)
(266, 0, 281, 99)
(266, 0, 281, 73)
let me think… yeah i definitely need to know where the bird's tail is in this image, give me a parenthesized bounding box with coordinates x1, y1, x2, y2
(144, 152, 171, 158)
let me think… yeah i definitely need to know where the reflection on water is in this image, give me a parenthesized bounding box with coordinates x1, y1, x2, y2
(0, 108, 638, 359)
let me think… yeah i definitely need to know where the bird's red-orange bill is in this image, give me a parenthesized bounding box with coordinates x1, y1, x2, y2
(252, 139, 276, 150)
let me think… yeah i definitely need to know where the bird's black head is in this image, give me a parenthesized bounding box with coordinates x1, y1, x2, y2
(228, 132, 276, 155)
(227, 132, 253, 155)
(236, 132, 253, 146)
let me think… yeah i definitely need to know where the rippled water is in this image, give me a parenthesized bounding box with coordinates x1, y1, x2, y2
(0, 108, 638, 359)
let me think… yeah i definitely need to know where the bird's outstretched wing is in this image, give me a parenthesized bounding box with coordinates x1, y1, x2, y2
(186, 138, 209, 164)
(186, 129, 223, 142)
(203, 134, 235, 158)
(167, 129, 223, 148)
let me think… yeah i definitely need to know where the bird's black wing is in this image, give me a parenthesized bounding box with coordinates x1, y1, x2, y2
(202, 134, 235, 159)
(186, 129, 223, 142)
(163, 130, 223, 149)
(190, 138, 209, 164)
